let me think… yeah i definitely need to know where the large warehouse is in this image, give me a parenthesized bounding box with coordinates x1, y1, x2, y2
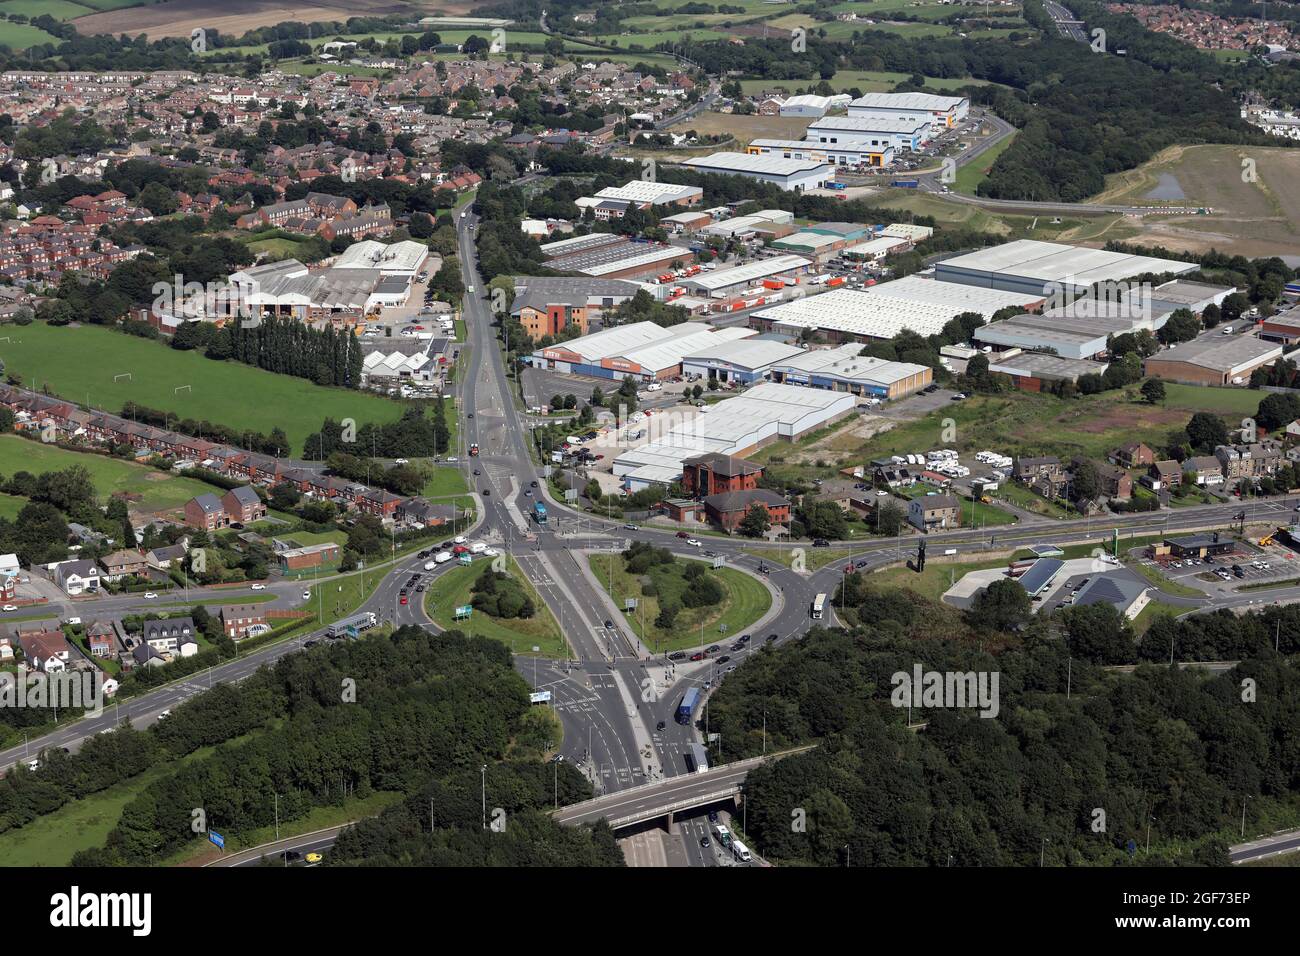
(680, 254, 811, 297)
(935, 240, 1197, 297)
(805, 115, 930, 152)
(750, 277, 1045, 342)
(846, 92, 969, 129)
(543, 236, 692, 279)
(746, 138, 895, 169)
(1143, 336, 1282, 386)
(526, 321, 756, 381)
(681, 338, 808, 384)
(973, 309, 1155, 360)
(681, 152, 834, 192)
(768, 344, 932, 399)
(613, 382, 856, 489)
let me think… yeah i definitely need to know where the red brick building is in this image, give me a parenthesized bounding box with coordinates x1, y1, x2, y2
(681, 453, 763, 498)
(184, 493, 228, 530)
(703, 489, 790, 534)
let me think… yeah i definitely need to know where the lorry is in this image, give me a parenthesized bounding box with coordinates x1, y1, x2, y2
(676, 686, 701, 725)
(532, 501, 548, 524)
(326, 611, 378, 639)
(468, 443, 480, 456)
(891, 179, 920, 189)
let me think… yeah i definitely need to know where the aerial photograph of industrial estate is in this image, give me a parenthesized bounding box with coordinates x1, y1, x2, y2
(0, 0, 1298, 933)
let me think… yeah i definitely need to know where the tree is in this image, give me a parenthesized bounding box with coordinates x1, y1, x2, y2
(874, 500, 905, 537)
(738, 503, 771, 538)
(967, 578, 1031, 631)
(1186, 412, 1229, 453)
(1070, 459, 1101, 505)
(1141, 378, 1166, 404)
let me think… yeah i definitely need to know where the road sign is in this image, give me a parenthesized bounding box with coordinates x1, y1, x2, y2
(454, 605, 473, 620)
(712, 556, 725, 569)
(564, 489, 578, 502)
(624, 598, 638, 610)
(209, 830, 225, 849)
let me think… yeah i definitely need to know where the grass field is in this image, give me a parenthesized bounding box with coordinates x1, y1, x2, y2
(0, 493, 24, 520)
(425, 555, 568, 658)
(0, 20, 64, 48)
(0, 436, 217, 513)
(421, 467, 469, 499)
(0, 324, 406, 456)
(954, 130, 1017, 195)
(589, 554, 771, 653)
(0, 0, 96, 19)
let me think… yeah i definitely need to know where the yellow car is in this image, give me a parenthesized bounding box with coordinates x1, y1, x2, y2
(305, 852, 322, 864)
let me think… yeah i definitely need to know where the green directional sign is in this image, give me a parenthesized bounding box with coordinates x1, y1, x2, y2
(454, 605, 473, 620)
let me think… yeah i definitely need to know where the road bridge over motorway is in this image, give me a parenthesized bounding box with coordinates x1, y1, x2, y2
(553, 747, 812, 830)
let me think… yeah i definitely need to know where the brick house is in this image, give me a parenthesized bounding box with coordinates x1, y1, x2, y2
(99, 549, 149, 580)
(16, 630, 72, 672)
(220, 604, 268, 639)
(1110, 441, 1156, 468)
(185, 493, 227, 530)
(702, 488, 790, 533)
(1148, 459, 1183, 490)
(221, 485, 267, 524)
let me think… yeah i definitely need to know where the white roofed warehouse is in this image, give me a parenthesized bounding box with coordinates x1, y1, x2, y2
(847, 91, 969, 129)
(525, 321, 756, 381)
(768, 344, 932, 400)
(935, 240, 1197, 297)
(612, 382, 856, 489)
(750, 277, 1046, 343)
(681, 152, 835, 192)
(681, 338, 808, 384)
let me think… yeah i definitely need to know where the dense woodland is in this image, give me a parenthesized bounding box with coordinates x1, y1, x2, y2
(53, 627, 612, 866)
(707, 583, 1300, 866)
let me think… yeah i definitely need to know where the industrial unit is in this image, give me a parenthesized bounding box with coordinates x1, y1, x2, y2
(986, 351, 1111, 390)
(973, 311, 1148, 360)
(526, 320, 756, 381)
(613, 382, 856, 489)
(680, 254, 811, 296)
(751, 277, 1045, 342)
(846, 92, 969, 128)
(746, 137, 894, 168)
(509, 276, 641, 338)
(778, 93, 853, 117)
(543, 236, 692, 279)
(681, 152, 834, 191)
(805, 115, 931, 152)
(1143, 336, 1283, 386)
(935, 239, 1197, 297)
(680, 338, 807, 384)
(768, 344, 932, 399)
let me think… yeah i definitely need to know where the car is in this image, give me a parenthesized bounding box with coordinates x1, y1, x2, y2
(530, 480, 538, 487)
(282, 850, 302, 862)
(668, 651, 686, 661)
(812, 538, 830, 548)
(701, 836, 711, 848)
(686, 538, 701, 547)
(718, 655, 732, 664)
(738, 634, 751, 644)
(624, 523, 640, 531)
(305, 853, 323, 864)
(950, 393, 967, 401)
(656, 721, 666, 731)
(473, 469, 481, 476)
(302, 591, 312, 601)
(250, 583, 266, 591)
(157, 710, 170, 721)
(143, 592, 158, 600)
(447, 456, 458, 463)
(525, 489, 533, 496)
(304, 640, 318, 648)
(0, 605, 15, 612)
(767, 634, 778, 643)
(454, 536, 466, 545)
(856, 560, 869, 569)
(400, 595, 408, 605)
(676, 531, 690, 539)
(689, 652, 705, 662)
(757, 564, 769, 574)
(704, 550, 717, 558)
(605, 619, 615, 629)
(482, 488, 491, 496)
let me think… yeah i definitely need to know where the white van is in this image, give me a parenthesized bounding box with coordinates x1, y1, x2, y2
(732, 839, 752, 863)
(1222, 325, 1234, 335)
(645, 382, 662, 392)
(469, 542, 486, 554)
(434, 551, 452, 564)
